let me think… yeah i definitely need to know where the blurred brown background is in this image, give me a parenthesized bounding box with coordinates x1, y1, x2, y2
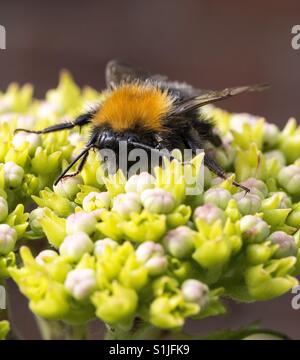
(1, 0, 300, 126)
(0, 0, 300, 339)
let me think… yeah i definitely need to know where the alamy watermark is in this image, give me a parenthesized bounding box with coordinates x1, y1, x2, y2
(291, 25, 300, 50)
(0, 25, 6, 50)
(0, 285, 6, 310)
(89, 142, 205, 195)
(291, 286, 300, 309)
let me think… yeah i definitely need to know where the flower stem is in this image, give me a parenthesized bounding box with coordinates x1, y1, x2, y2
(35, 316, 87, 340)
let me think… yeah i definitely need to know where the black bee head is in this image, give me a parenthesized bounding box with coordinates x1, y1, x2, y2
(95, 128, 140, 150)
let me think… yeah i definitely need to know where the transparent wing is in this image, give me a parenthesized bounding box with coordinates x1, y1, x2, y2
(170, 84, 269, 115)
(105, 60, 209, 99)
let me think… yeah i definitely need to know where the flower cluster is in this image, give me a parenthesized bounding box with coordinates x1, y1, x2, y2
(0, 73, 299, 337)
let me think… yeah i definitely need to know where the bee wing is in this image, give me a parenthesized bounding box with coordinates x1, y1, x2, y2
(105, 60, 209, 99)
(105, 60, 164, 88)
(171, 84, 269, 115)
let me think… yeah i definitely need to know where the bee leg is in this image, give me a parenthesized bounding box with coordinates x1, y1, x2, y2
(14, 113, 91, 134)
(185, 132, 249, 193)
(54, 145, 93, 186)
(204, 154, 250, 193)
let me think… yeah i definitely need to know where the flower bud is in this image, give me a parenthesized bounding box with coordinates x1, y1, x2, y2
(204, 188, 231, 209)
(264, 150, 286, 167)
(240, 215, 270, 243)
(0, 197, 8, 222)
(91, 283, 138, 326)
(66, 212, 97, 236)
(268, 191, 292, 209)
(135, 242, 167, 276)
(263, 123, 280, 147)
(12, 131, 41, 155)
(35, 249, 59, 265)
(287, 204, 300, 228)
(112, 192, 142, 218)
(82, 191, 110, 212)
(141, 188, 176, 214)
(53, 176, 83, 200)
(278, 165, 300, 196)
(29, 207, 46, 234)
(246, 243, 273, 265)
(125, 172, 155, 194)
(145, 256, 168, 276)
(135, 241, 164, 263)
(59, 232, 94, 262)
(267, 231, 297, 259)
(163, 226, 195, 259)
(181, 279, 209, 307)
(94, 238, 118, 256)
(193, 203, 225, 224)
(233, 192, 261, 215)
(4, 161, 24, 188)
(240, 178, 268, 199)
(68, 133, 84, 146)
(64, 268, 97, 301)
(0, 224, 17, 255)
(230, 112, 259, 133)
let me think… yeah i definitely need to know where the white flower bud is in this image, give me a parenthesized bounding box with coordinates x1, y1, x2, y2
(181, 279, 209, 308)
(64, 269, 97, 301)
(112, 192, 142, 218)
(94, 238, 118, 256)
(141, 188, 176, 214)
(145, 256, 168, 276)
(125, 172, 155, 194)
(0, 197, 8, 222)
(4, 161, 24, 188)
(264, 150, 286, 167)
(135, 241, 164, 263)
(136, 242, 167, 276)
(263, 123, 280, 147)
(267, 231, 297, 259)
(68, 133, 84, 146)
(163, 226, 195, 259)
(59, 232, 94, 262)
(35, 250, 59, 265)
(90, 208, 106, 221)
(53, 176, 83, 199)
(66, 212, 97, 235)
(17, 115, 36, 129)
(240, 215, 270, 243)
(241, 178, 268, 199)
(193, 203, 225, 224)
(82, 191, 110, 212)
(0, 224, 17, 255)
(12, 131, 41, 155)
(233, 192, 262, 215)
(204, 188, 231, 210)
(29, 207, 46, 234)
(230, 113, 259, 133)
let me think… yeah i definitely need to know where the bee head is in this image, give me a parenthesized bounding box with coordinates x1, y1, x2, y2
(95, 128, 140, 149)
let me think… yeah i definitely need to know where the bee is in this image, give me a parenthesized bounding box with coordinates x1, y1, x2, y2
(15, 60, 268, 190)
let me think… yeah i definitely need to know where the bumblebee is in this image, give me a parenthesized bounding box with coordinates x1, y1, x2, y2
(15, 60, 267, 190)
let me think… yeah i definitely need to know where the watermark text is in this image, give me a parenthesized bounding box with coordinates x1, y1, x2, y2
(291, 25, 300, 50)
(0, 25, 6, 50)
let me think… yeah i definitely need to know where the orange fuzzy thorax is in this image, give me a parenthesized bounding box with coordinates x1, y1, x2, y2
(92, 83, 173, 132)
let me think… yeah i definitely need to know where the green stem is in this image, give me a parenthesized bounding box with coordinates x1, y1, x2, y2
(35, 316, 87, 340)
(0, 279, 21, 339)
(104, 319, 170, 340)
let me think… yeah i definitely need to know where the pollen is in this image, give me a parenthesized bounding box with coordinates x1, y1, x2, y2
(93, 83, 173, 132)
